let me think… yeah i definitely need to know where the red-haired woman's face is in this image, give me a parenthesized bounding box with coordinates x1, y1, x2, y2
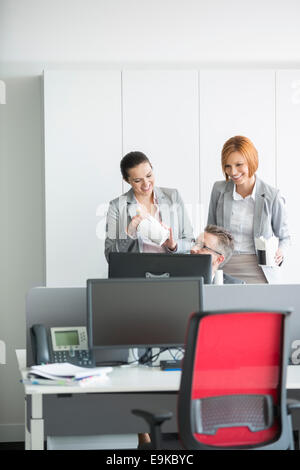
(224, 152, 251, 186)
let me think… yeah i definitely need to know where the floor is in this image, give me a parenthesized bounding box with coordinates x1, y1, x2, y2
(0, 433, 299, 450)
(0, 442, 25, 450)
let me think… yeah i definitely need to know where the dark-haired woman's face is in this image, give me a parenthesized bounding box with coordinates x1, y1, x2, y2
(127, 162, 155, 198)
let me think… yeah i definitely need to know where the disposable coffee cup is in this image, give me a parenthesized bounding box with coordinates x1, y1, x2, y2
(214, 270, 223, 285)
(255, 236, 278, 266)
(257, 249, 267, 265)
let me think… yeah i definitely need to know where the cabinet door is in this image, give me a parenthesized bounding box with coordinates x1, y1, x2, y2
(276, 70, 300, 282)
(44, 70, 122, 286)
(199, 70, 276, 222)
(122, 70, 200, 234)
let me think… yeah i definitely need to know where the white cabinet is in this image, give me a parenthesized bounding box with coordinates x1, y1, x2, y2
(276, 70, 300, 282)
(122, 70, 200, 233)
(199, 70, 276, 222)
(43, 68, 299, 285)
(44, 70, 122, 286)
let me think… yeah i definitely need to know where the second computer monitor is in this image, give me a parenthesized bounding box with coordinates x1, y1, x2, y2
(108, 253, 212, 284)
(87, 277, 204, 349)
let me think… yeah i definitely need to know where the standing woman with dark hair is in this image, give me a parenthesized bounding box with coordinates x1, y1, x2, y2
(105, 151, 194, 262)
(207, 136, 290, 283)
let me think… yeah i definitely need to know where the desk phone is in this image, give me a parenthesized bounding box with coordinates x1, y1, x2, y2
(31, 324, 94, 367)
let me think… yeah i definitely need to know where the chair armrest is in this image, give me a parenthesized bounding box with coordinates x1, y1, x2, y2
(132, 408, 173, 425)
(132, 409, 173, 449)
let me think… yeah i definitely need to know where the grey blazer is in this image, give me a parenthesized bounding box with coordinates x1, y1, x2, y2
(223, 272, 245, 285)
(207, 177, 290, 256)
(105, 186, 194, 262)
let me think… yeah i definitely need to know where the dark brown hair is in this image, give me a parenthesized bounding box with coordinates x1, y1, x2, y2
(120, 151, 152, 182)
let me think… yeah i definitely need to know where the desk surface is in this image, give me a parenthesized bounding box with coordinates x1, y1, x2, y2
(16, 349, 181, 395)
(16, 349, 300, 394)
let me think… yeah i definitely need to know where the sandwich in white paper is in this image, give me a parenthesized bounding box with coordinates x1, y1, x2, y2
(137, 216, 169, 246)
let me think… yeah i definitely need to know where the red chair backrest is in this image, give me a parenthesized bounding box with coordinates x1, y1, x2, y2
(191, 311, 284, 447)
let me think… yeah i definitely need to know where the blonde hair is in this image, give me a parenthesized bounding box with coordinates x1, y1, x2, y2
(205, 224, 234, 267)
(221, 136, 258, 181)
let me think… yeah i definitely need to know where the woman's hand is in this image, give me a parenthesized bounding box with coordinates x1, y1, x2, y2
(190, 244, 200, 254)
(275, 248, 283, 266)
(127, 214, 144, 238)
(162, 226, 177, 251)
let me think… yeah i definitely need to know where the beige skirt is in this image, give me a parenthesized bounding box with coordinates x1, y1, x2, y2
(223, 254, 268, 284)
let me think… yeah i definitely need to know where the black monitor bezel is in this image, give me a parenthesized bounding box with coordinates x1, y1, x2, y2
(108, 252, 212, 284)
(87, 277, 204, 350)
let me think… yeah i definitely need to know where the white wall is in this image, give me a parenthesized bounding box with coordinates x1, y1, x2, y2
(2, 0, 300, 64)
(1, 0, 300, 443)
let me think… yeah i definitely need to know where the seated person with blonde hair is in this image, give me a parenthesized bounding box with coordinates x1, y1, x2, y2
(191, 224, 245, 284)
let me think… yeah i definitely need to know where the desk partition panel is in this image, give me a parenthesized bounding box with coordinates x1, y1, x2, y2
(204, 284, 300, 362)
(26, 284, 300, 366)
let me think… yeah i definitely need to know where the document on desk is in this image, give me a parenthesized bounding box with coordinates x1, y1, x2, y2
(28, 363, 113, 386)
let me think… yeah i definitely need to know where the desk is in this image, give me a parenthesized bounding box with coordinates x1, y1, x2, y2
(16, 350, 180, 450)
(16, 350, 300, 450)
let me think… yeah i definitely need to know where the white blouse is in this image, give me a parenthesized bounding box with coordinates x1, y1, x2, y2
(230, 182, 256, 254)
(137, 193, 167, 253)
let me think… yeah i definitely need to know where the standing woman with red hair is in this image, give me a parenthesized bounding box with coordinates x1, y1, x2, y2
(207, 136, 290, 283)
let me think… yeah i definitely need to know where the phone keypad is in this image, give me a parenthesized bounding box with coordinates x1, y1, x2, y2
(53, 350, 94, 367)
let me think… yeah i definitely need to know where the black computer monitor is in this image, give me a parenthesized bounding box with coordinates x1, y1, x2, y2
(108, 253, 212, 284)
(87, 277, 204, 349)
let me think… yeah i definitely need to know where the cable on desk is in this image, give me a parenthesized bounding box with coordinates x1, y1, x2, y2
(137, 347, 185, 367)
(99, 347, 185, 367)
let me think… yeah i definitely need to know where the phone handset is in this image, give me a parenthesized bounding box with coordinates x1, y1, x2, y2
(30, 325, 94, 367)
(31, 324, 51, 365)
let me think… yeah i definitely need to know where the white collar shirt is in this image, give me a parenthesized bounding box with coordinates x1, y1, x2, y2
(230, 182, 257, 254)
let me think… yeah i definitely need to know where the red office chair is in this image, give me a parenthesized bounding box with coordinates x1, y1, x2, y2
(133, 310, 300, 450)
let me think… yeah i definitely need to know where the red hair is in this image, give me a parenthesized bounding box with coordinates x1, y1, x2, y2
(221, 136, 258, 181)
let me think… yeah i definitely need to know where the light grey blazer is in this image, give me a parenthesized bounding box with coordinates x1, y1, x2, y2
(105, 186, 194, 262)
(207, 177, 290, 256)
(222, 272, 245, 285)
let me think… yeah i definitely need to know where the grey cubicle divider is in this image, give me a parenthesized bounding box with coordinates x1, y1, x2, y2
(26, 284, 300, 366)
(25, 286, 129, 367)
(204, 284, 300, 361)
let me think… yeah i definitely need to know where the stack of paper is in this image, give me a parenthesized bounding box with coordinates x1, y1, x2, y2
(28, 363, 112, 386)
